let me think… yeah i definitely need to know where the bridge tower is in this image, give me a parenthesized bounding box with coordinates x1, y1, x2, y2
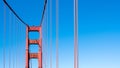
(25, 26, 42, 68)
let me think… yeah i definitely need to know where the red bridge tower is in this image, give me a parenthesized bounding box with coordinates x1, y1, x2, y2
(26, 26, 42, 68)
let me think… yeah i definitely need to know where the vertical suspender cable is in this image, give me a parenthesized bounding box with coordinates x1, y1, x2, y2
(15, 14, 17, 68)
(15, 14, 18, 68)
(15, 16, 16, 68)
(56, 0, 59, 68)
(45, 5, 48, 68)
(13, 14, 15, 68)
(45, 14, 46, 68)
(16, 15, 18, 68)
(31, 60, 32, 68)
(3, 3, 6, 68)
(11, 12, 13, 68)
(13, 14, 14, 68)
(44, 9, 46, 68)
(43, 16, 44, 68)
(50, 0, 52, 68)
(9, 10, 12, 68)
(46, 3, 48, 68)
(74, 0, 78, 68)
(16, 16, 18, 68)
(44, 13, 46, 68)
(19, 19, 21, 68)
(44, 8, 47, 68)
(46, 6, 48, 68)
(15, 16, 17, 68)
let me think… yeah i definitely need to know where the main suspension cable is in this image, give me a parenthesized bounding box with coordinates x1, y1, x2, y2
(40, 0, 47, 26)
(3, 0, 47, 27)
(3, 0, 29, 27)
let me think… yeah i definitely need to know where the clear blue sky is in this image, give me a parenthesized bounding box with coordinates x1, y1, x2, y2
(0, 0, 120, 68)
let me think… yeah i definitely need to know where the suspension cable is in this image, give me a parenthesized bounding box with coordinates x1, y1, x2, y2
(74, 0, 78, 68)
(40, 0, 47, 26)
(3, 0, 29, 27)
(50, 0, 52, 67)
(3, 0, 47, 27)
(44, 12, 46, 68)
(12, 12, 15, 68)
(3, 3, 6, 68)
(13, 14, 15, 68)
(46, 3, 48, 68)
(9, 9, 12, 68)
(16, 15, 18, 68)
(31, 60, 32, 68)
(56, 0, 59, 68)
(45, 7, 48, 68)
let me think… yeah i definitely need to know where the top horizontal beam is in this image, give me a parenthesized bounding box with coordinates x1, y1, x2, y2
(28, 26, 41, 32)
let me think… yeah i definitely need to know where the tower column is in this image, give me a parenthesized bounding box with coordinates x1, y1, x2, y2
(25, 26, 42, 68)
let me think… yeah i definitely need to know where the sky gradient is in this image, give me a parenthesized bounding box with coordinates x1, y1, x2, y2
(0, 0, 120, 68)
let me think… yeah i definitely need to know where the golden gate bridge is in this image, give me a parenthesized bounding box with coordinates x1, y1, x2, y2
(2, 0, 78, 68)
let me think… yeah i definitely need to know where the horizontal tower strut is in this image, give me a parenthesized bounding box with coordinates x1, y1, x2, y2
(29, 39, 42, 46)
(29, 53, 38, 59)
(28, 26, 41, 32)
